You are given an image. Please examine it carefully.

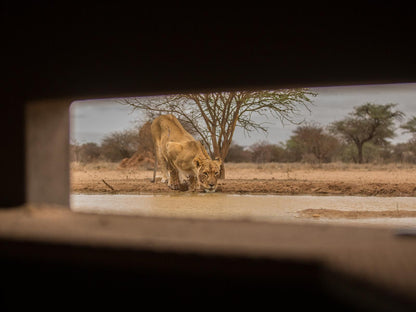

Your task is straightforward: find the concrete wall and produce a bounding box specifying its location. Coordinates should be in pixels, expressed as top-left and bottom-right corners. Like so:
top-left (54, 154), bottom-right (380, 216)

top-left (25, 100), bottom-right (71, 206)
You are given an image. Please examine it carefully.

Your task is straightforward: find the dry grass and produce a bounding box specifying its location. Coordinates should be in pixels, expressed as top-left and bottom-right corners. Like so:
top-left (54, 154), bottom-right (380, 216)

top-left (223, 162), bottom-right (416, 184)
top-left (225, 162), bottom-right (416, 171)
top-left (71, 161), bottom-right (416, 172)
top-left (71, 161), bottom-right (122, 171)
top-left (71, 161), bottom-right (153, 183)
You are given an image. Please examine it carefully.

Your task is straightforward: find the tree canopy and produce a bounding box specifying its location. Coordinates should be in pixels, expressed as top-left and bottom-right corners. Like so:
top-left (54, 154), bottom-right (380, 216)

top-left (401, 116), bottom-right (416, 136)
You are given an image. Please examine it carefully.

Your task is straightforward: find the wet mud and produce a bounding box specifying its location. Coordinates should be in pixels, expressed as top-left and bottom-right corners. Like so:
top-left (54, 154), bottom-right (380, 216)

top-left (72, 178), bottom-right (416, 197)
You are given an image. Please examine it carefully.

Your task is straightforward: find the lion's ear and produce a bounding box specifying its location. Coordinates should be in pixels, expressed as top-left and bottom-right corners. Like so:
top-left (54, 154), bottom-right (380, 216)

top-left (193, 157), bottom-right (202, 168)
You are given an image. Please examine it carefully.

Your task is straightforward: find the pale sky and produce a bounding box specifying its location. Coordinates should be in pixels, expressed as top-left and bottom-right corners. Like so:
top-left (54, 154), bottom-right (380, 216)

top-left (70, 83), bottom-right (416, 146)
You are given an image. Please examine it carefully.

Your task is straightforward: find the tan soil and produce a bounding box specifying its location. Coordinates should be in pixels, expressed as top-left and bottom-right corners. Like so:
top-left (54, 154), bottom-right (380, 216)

top-left (71, 162), bottom-right (416, 197)
top-left (299, 208), bottom-right (416, 219)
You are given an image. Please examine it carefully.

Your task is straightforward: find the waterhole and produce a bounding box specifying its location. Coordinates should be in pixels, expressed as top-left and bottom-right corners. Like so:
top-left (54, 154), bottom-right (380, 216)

top-left (71, 194), bottom-right (416, 228)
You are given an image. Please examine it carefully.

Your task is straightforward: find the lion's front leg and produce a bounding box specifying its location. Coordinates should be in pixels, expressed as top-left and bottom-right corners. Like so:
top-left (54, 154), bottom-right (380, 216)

top-left (168, 167), bottom-right (181, 190)
top-left (188, 174), bottom-right (200, 192)
top-left (159, 156), bottom-right (170, 183)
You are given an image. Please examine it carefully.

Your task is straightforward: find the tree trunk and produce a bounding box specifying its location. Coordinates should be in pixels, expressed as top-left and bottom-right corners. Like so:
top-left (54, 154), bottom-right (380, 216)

top-left (214, 150), bottom-right (226, 179)
top-left (218, 142), bottom-right (231, 179)
top-left (220, 162), bottom-right (225, 179)
top-left (357, 143), bottom-right (364, 164)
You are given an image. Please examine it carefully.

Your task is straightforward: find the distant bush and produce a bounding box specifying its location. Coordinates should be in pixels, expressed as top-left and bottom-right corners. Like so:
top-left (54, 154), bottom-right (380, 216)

top-left (225, 143), bottom-right (252, 163)
top-left (100, 129), bottom-right (140, 162)
top-left (71, 117), bottom-right (416, 165)
top-left (70, 142), bottom-right (101, 163)
top-left (250, 141), bottom-right (286, 163)
top-left (286, 123), bottom-right (340, 163)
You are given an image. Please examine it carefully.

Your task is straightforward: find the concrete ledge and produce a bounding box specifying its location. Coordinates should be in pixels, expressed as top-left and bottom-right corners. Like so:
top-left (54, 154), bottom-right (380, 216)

top-left (0, 205), bottom-right (415, 310)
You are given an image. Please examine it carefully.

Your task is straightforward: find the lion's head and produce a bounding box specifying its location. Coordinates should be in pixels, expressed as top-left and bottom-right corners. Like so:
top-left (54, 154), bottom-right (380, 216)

top-left (195, 157), bottom-right (222, 193)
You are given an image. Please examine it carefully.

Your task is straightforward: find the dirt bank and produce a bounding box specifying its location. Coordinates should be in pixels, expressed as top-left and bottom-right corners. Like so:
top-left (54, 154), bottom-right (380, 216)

top-left (299, 208), bottom-right (416, 219)
top-left (71, 162), bottom-right (416, 197)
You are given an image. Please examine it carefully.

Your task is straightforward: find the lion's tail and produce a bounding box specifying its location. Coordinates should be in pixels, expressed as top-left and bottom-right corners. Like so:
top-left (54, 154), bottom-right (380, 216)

top-left (152, 146), bottom-right (158, 183)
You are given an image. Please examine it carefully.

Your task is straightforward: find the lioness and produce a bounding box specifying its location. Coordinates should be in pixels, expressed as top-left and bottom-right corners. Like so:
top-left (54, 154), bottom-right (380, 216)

top-left (151, 114), bottom-right (222, 192)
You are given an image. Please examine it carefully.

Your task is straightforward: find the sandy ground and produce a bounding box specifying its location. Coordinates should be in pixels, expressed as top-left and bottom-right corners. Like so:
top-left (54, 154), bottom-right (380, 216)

top-left (71, 162), bottom-right (416, 197)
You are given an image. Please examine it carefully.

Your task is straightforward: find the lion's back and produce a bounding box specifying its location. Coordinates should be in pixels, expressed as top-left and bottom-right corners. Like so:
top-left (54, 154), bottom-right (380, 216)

top-left (151, 114), bottom-right (194, 144)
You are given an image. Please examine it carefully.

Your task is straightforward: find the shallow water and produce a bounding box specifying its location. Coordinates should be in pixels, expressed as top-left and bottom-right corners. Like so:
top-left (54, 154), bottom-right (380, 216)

top-left (71, 194), bottom-right (416, 229)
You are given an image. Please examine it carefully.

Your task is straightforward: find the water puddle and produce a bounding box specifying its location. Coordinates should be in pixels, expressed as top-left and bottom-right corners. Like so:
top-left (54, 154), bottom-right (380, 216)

top-left (71, 194), bottom-right (416, 228)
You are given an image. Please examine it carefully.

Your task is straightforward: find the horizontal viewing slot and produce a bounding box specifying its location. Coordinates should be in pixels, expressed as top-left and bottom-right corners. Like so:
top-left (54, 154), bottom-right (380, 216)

top-left (70, 83), bottom-right (416, 228)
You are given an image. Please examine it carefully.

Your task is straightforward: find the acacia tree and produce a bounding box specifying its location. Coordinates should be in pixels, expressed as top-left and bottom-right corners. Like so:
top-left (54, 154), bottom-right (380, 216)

top-left (329, 103), bottom-right (404, 164)
top-left (122, 89), bottom-right (316, 177)
top-left (401, 116), bottom-right (416, 137)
